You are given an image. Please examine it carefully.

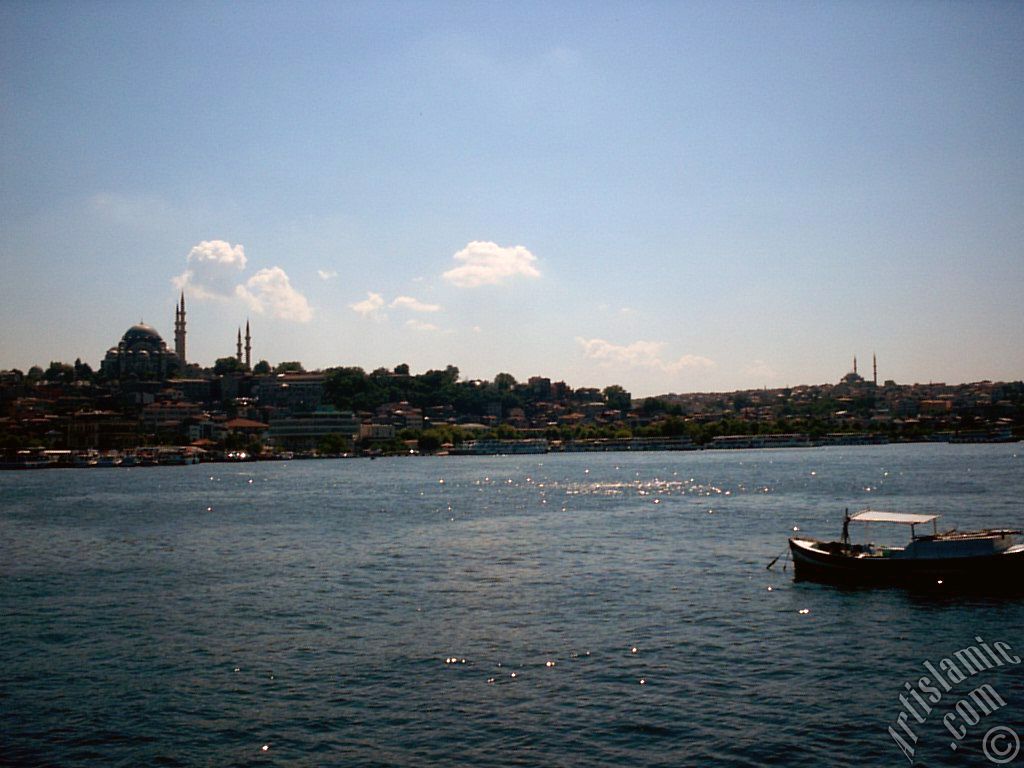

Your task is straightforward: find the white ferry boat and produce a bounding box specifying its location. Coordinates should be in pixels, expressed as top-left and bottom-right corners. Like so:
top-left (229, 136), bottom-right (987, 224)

top-left (449, 439), bottom-right (549, 455)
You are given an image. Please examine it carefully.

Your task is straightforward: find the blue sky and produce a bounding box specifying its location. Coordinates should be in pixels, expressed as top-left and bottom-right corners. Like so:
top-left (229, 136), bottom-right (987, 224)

top-left (2, 1), bottom-right (1022, 396)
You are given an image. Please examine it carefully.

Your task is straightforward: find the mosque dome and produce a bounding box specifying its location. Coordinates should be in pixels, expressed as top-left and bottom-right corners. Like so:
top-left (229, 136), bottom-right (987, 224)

top-left (100, 317), bottom-right (181, 380)
top-left (122, 323), bottom-right (164, 346)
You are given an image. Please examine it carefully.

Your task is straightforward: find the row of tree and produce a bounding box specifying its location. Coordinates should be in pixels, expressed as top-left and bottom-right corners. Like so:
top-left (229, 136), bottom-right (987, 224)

top-left (321, 365), bottom-right (631, 417)
top-left (7, 358), bottom-right (313, 382)
top-left (7, 360), bottom-right (96, 383)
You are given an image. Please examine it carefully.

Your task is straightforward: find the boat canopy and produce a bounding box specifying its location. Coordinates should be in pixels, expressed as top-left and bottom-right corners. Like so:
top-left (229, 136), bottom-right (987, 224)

top-left (850, 510), bottom-right (939, 525)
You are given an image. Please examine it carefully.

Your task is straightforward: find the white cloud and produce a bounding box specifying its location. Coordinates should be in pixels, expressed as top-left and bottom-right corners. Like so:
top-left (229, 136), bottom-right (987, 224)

top-left (672, 354), bottom-right (717, 371)
top-left (351, 291), bottom-right (386, 320)
top-left (191, 239), bottom-right (246, 267)
top-left (390, 295), bottom-right (442, 313)
top-left (173, 240), bottom-right (248, 299)
top-left (318, 269), bottom-right (338, 280)
top-left (577, 338), bottom-right (715, 373)
top-left (171, 240), bottom-right (312, 322)
top-left (442, 241), bottom-right (541, 288)
top-left (405, 319), bottom-right (440, 332)
top-left (350, 292), bottom-right (443, 321)
top-left (236, 267), bottom-right (313, 323)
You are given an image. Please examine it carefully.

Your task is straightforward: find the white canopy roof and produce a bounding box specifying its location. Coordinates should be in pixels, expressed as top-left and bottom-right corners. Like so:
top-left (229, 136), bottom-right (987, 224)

top-left (850, 509), bottom-right (939, 525)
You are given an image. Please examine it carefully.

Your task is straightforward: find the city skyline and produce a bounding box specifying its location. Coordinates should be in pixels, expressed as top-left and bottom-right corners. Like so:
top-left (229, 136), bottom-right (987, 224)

top-left (2, 2), bottom-right (1022, 397)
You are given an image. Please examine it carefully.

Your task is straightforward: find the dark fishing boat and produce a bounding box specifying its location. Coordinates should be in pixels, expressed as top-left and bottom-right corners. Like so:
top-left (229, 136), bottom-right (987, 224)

top-left (788, 509), bottom-right (1024, 588)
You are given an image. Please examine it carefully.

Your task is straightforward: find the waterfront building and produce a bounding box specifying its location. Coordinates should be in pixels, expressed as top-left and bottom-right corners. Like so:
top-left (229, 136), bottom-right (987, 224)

top-left (256, 372), bottom-right (325, 413)
top-left (375, 401), bottom-right (424, 431)
top-left (267, 407), bottom-right (360, 451)
top-left (140, 401), bottom-right (204, 432)
top-left (223, 417), bottom-right (269, 441)
top-left (66, 410), bottom-right (139, 450)
top-left (168, 378), bottom-right (214, 403)
top-left (360, 420), bottom-right (397, 442)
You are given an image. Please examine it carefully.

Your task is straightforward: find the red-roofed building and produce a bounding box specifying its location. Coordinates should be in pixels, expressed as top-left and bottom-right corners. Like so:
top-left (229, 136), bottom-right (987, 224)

top-left (224, 417), bottom-right (269, 439)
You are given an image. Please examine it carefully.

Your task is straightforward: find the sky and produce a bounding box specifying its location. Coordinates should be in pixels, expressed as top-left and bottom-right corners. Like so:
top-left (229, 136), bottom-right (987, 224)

top-left (1, 1), bottom-right (1022, 397)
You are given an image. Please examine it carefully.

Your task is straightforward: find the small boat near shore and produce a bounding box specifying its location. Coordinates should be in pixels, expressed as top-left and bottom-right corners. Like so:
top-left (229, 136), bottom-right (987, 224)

top-left (0, 449), bottom-right (49, 470)
top-left (449, 438), bottom-right (549, 456)
top-left (788, 509), bottom-right (1024, 588)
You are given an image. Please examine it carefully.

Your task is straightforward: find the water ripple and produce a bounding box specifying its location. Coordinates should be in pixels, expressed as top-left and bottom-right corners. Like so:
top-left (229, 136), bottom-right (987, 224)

top-left (2, 445), bottom-right (1022, 766)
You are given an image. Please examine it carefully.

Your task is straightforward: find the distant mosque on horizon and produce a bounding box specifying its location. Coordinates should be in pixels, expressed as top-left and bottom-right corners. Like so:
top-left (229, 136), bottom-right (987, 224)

top-left (99, 292), bottom-right (251, 379)
top-left (840, 354), bottom-right (879, 387)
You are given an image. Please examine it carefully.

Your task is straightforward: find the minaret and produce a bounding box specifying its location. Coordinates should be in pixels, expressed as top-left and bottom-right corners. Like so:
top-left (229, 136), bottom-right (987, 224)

top-left (873, 353), bottom-right (878, 386)
top-left (174, 292), bottom-right (186, 364)
top-left (236, 328), bottom-right (243, 363)
top-left (244, 320), bottom-right (252, 370)
top-left (853, 355), bottom-right (858, 376)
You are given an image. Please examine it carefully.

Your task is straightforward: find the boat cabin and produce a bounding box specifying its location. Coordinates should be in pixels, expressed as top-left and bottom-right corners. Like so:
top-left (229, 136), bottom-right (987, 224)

top-left (846, 509), bottom-right (1018, 559)
top-left (848, 509), bottom-right (939, 538)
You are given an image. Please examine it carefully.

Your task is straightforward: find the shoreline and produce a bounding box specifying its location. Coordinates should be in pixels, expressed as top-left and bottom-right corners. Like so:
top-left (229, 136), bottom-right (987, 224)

top-left (3, 436), bottom-right (1020, 470)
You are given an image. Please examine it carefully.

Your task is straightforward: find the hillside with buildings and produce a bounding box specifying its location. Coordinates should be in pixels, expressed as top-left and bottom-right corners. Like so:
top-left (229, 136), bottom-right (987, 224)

top-left (2, 330), bottom-right (1021, 459)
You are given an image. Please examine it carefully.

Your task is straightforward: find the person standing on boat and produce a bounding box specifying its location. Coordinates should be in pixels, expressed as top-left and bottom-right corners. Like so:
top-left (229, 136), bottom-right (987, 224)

top-left (842, 509), bottom-right (851, 550)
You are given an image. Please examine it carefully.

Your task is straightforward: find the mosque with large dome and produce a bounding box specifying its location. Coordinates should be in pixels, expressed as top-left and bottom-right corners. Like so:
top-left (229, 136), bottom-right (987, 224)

top-left (100, 322), bottom-right (182, 379)
top-left (100, 293), bottom-right (251, 380)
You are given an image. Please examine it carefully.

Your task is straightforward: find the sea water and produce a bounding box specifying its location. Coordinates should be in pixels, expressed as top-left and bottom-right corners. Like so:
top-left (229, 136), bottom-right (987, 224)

top-left (2, 444), bottom-right (1022, 766)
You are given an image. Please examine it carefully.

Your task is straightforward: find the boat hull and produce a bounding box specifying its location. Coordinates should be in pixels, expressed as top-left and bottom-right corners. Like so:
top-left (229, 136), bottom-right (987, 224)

top-left (789, 537), bottom-right (1024, 589)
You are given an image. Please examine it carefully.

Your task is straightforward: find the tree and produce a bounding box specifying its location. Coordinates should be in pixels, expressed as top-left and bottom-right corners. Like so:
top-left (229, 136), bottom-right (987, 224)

top-left (324, 367), bottom-right (378, 411)
top-left (394, 363), bottom-right (410, 376)
top-left (494, 372), bottom-right (517, 391)
top-left (214, 357), bottom-right (244, 375)
top-left (317, 433), bottom-right (350, 455)
top-left (417, 430), bottom-right (444, 454)
top-left (274, 361), bottom-right (305, 374)
top-left (491, 423), bottom-right (519, 439)
top-left (641, 398), bottom-right (666, 415)
top-left (1, 431), bottom-right (27, 450)
top-left (660, 416), bottom-right (689, 437)
top-left (253, 360), bottom-right (271, 375)
top-left (420, 365), bottom-right (459, 389)
top-left (74, 358), bottom-right (94, 381)
top-left (603, 385), bottom-right (632, 412)
top-left (44, 361), bottom-right (75, 383)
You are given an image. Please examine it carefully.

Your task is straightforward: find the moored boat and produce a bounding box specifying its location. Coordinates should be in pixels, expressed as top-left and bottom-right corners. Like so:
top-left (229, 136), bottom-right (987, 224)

top-left (788, 509), bottom-right (1024, 588)
top-left (0, 449), bottom-right (50, 470)
top-left (449, 438), bottom-right (549, 455)
top-left (95, 452), bottom-right (122, 468)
